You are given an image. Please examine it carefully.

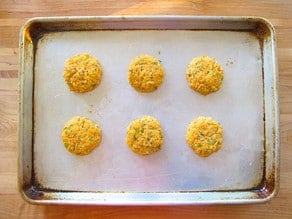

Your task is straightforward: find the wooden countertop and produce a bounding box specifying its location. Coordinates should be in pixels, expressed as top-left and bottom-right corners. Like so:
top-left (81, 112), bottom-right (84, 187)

top-left (0, 0), bottom-right (291, 218)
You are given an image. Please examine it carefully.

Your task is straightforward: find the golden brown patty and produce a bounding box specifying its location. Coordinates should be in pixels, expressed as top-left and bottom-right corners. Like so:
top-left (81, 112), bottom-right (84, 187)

top-left (61, 116), bottom-right (102, 156)
top-left (186, 56), bottom-right (224, 95)
top-left (128, 54), bottom-right (165, 92)
top-left (186, 116), bottom-right (223, 157)
top-left (63, 53), bottom-right (103, 93)
top-left (126, 116), bottom-right (163, 156)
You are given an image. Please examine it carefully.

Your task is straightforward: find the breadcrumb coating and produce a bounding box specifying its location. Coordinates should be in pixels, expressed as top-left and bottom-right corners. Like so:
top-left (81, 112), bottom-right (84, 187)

top-left (186, 116), bottom-right (223, 157)
top-left (126, 116), bottom-right (163, 156)
top-left (61, 116), bottom-right (102, 156)
top-left (63, 53), bottom-right (102, 93)
top-left (128, 54), bottom-right (165, 92)
top-left (186, 56), bottom-right (224, 95)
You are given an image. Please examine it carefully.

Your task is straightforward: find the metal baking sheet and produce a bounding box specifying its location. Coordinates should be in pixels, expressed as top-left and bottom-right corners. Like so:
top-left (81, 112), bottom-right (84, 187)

top-left (18, 16), bottom-right (279, 205)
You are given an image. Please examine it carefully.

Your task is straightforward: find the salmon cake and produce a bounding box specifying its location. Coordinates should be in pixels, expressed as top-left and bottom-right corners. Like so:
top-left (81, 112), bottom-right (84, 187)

top-left (61, 116), bottom-right (102, 156)
top-left (128, 54), bottom-right (165, 92)
top-left (186, 116), bottom-right (223, 157)
top-left (63, 53), bottom-right (103, 93)
top-left (186, 56), bottom-right (224, 95)
top-left (126, 116), bottom-right (163, 156)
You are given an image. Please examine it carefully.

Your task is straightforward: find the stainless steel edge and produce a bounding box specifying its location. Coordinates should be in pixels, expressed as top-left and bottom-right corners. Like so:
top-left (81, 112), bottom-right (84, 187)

top-left (18, 18), bottom-right (35, 203)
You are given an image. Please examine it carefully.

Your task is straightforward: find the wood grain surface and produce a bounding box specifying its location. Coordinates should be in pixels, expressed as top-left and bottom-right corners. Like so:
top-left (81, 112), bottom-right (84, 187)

top-left (0, 0), bottom-right (291, 218)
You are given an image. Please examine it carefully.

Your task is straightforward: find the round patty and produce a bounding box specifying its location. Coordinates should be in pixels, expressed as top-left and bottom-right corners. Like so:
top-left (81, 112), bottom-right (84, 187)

top-left (126, 116), bottom-right (163, 156)
top-left (61, 116), bottom-right (102, 156)
top-left (186, 116), bottom-right (223, 157)
top-left (128, 54), bottom-right (165, 92)
top-left (63, 53), bottom-right (103, 93)
top-left (186, 56), bottom-right (224, 95)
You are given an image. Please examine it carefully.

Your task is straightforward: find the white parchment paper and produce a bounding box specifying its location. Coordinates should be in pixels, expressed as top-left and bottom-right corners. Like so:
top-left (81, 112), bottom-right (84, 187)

top-left (34, 30), bottom-right (264, 192)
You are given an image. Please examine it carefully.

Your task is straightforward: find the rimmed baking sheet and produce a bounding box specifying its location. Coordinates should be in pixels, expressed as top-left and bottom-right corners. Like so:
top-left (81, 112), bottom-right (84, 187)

top-left (18, 16), bottom-right (279, 205)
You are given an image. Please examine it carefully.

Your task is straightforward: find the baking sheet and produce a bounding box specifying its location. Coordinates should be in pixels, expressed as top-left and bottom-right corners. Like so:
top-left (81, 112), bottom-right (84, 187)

top-left (19, 16), bottom-right (280, 204)
top-left (33, 30), bottom-right (264, 192)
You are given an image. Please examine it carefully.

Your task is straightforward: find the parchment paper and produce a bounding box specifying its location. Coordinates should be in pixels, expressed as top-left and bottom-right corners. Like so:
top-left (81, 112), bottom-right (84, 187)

top-left (34, 30), bottom-right (264, 192)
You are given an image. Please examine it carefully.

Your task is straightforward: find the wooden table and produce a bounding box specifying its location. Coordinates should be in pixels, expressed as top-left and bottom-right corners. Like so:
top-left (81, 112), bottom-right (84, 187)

top-left (0, 0), bottom-right (291, 218)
